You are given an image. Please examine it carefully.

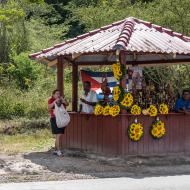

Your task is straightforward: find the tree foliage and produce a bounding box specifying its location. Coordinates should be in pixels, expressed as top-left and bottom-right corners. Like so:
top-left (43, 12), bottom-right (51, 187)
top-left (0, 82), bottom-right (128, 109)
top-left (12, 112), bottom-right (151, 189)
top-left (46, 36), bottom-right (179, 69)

top-left (0, 0), bottom-right (190, 118)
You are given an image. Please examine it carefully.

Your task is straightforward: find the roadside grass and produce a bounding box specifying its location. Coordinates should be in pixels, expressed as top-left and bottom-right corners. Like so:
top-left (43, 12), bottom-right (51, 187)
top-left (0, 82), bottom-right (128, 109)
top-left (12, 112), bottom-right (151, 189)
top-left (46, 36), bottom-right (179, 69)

top-left (0, 119), bottom-right (54, 154)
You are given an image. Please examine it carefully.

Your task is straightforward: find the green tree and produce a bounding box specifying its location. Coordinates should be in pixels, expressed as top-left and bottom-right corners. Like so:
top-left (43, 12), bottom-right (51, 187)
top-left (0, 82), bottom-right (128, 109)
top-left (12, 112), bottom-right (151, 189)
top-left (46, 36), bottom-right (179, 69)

top-left (6, 53), bottom-right (42, 89)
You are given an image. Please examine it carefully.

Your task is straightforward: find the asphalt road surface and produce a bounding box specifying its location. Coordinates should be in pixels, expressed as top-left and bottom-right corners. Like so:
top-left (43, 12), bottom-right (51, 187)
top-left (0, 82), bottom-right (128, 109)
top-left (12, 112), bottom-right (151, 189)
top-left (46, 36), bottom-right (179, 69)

top-left (1, 175), bottom-right (190, 190)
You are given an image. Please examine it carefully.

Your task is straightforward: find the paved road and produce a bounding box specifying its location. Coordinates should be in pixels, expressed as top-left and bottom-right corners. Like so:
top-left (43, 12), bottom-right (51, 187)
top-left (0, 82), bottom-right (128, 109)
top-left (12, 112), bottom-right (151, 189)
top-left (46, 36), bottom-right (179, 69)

top-left (1, 175), bottom-right (190, 190)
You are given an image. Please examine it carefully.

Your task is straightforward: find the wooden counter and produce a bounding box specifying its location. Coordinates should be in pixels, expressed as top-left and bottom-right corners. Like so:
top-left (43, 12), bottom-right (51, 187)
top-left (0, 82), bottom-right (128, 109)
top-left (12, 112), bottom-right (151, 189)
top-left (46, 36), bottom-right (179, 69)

top-left (61, 113), bottom-right (190, 156)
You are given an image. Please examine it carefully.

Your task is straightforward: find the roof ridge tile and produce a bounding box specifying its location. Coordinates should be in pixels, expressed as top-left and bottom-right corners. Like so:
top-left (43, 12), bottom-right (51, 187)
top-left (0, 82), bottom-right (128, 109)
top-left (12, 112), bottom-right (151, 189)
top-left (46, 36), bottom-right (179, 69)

top-left (114, 17), bottom-right (135, 50)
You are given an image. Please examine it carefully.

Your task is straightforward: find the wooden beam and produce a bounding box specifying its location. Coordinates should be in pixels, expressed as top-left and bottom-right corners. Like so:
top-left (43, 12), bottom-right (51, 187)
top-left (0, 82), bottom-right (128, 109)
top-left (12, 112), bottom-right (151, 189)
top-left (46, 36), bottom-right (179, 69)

top-left (72, 52), bottom-right (82, 60)
top-left (127, 59), bottom-right (190, 65)
top-left (72, 62), bottom-right (78, 112)
top-left (75, 58), bottom-right (190, 66)
top-left (76, 61), bottom-right (115, 65)
top-left (48, 59), bottom-right (57, 67)
top-left (57, 56), bottom-right (64, 96)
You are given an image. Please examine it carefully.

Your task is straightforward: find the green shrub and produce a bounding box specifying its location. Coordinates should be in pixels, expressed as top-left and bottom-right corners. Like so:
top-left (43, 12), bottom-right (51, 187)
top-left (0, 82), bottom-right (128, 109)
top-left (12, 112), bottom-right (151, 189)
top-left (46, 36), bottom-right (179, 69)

top-left (26, 105), bottom-right (48, 119)
top-left (12, 103), bottom-right (25, 117)
top-left (0, 96), bottom-right (14, 119)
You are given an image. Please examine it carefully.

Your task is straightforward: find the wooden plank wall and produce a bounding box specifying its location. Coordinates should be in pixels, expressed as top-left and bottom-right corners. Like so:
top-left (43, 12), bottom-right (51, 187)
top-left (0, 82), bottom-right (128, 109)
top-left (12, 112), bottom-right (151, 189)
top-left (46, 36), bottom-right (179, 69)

top-left (61, 113), bottom-right (190, 156)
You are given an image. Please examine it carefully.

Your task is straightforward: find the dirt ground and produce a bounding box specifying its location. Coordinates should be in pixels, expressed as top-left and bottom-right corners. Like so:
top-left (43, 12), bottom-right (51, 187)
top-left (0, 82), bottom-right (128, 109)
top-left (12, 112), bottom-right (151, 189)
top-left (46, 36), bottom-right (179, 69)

top-left (1, 149), bottom-right (190, 183)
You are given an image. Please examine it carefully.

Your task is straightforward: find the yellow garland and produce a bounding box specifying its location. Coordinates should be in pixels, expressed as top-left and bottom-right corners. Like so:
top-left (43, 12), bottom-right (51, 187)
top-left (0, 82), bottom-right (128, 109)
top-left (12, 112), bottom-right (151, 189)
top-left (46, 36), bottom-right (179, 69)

top-left (147, 105), bottom-right (158, 117)
top-left (113, 86), bottom-right (121, 101)
top-left (159, 103), bottom-right (169, 114)
top-left (109, 105), bottom-right (120, 117)
top-left (103, 105), bottom-right (110, 116)
top-left (121, 93), bottom-right (133, 107)
top-left (128, 122), bottom-right (143, 141)
top-left (94, 104), bottom-right (104, 115)
top-left (131, 105), bottom-right (141, 115)
top-left (112, 63), bottom-right (122, 81)
top-left (151, 120), bottom-right (165, 138)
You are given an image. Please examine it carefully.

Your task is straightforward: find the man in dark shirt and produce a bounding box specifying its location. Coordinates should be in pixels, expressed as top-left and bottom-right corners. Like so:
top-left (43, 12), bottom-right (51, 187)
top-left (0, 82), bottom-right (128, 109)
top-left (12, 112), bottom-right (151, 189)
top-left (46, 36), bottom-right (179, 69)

top-left (175, 89), bottom-right (190, 114)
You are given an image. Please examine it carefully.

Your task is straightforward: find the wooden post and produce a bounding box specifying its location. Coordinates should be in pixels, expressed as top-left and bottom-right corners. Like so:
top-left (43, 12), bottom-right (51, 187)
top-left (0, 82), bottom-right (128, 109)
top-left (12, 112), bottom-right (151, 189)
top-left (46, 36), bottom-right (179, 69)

top-left (57, 55), bottom-right (64, 96)
top-left (119, 50), bottom-right (126, 89)
top-left (119, 50), bottom-right (127, 114)
top-left (72, 62), bottom-right (78, 112)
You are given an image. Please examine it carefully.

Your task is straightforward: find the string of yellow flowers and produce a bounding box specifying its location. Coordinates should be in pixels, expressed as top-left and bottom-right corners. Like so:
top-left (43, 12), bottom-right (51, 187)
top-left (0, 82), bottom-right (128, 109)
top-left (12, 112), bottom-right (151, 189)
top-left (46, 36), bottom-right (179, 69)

top-left (131, 104), bottom-right (141, 115)
top-left (94, 104), bottom-right (120, 117)
top-left (128, 122), bottom-right (144, 141)
top-left (102, 105), bottom-right (110, 116)
top-left (112, 86), bottom-right (121, 101)
top-left (159, 103), bottom-right (169, 114)
top-left (109, 105), bottom-right (120, 117)
top-left (112, 63), bottom-right (122, 81)
top-left (120, 93), bottom-right (133, 107)
top-left (94, 104), bottom-right (104, 116)
top-left (147, 105), bottom-right (158, 117)
top-left (151, 120), bottom-right (166, 139)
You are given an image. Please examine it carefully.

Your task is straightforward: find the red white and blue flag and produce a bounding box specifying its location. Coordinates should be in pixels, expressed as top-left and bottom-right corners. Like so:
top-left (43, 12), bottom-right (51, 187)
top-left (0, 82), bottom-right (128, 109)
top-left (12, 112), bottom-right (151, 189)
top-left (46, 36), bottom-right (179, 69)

top-left (80, 70), bottom-right (117, 94)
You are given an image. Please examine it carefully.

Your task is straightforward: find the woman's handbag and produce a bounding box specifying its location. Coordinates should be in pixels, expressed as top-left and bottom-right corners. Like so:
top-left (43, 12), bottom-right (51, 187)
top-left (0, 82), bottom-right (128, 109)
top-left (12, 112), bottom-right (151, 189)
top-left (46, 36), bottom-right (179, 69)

top-left (54, 103), bottom-right (70, 128)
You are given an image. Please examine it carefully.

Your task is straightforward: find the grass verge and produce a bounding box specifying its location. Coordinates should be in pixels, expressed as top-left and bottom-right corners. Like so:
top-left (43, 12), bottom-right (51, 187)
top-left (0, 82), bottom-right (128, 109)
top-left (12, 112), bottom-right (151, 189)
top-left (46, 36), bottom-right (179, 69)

top-left (0, 118), bottom-right (54, 154)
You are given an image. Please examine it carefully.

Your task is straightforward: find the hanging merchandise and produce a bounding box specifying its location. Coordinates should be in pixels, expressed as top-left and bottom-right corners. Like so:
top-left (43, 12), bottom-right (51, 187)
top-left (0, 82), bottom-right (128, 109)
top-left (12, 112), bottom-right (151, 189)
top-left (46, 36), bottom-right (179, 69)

top-left (159, 103), bottom-right (169, 114)
top-left (131, 104), bottom-right (141, 115)
top-left (128, 118), bottom-right (144, 142)
top-left (147, 105), bottom-right (158, 117)
top-left (94, 104), bottom-right (104, 115)
top-left (151, 117), bottom-right (166, 139)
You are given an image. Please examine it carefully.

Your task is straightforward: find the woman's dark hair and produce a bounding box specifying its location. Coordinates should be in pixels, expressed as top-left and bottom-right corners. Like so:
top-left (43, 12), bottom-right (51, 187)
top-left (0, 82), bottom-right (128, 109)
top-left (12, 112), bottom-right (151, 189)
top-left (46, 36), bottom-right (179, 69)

top-left (52, 89), bottom-right (59, 95)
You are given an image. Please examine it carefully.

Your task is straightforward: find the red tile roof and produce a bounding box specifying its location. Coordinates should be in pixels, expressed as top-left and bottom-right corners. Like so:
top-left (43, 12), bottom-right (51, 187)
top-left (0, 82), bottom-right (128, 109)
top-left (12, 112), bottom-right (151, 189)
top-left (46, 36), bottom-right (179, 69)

top-left (29, 17), bottom-right (190, 60)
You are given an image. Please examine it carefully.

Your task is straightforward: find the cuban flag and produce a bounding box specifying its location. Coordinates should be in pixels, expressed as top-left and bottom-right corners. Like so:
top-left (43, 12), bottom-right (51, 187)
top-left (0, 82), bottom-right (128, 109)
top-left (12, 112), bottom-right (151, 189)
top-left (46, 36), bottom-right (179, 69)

top-left (80, 70), bottom-right (117, 95)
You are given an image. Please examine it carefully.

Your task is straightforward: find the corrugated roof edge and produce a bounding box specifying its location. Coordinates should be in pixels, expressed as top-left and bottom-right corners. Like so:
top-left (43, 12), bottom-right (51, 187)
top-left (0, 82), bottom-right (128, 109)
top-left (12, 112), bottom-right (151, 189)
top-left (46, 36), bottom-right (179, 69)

top-left (134, 18), bottom-right (190, 42)
top-left (29, 17), bottom-right (190, 59)
top-left (29, 19), bottom-right (126, 59)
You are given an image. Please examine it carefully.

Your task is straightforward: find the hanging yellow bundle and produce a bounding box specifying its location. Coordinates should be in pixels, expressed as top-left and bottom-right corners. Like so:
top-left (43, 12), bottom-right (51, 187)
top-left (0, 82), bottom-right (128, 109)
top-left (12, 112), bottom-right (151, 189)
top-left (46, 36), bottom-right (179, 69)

top-left (112, 63), bottom-right (122, 81)
top-left (151, 120), bottom-right (165, 138)
top-left (131, 105), bottom-right (141, 115)
top-left (102, 105), bottom-right (110, 116)
top-left (109, 105), bottom-right (120, 117)
top-left (94, 104), bottom-right (104, 115)
top-left (159, 103), bottom-right (169, 114)
top-left (112, 86), bottom-right (121, 101)
top-left (147, 105), bottom-right (158, 117)
top-left (120, 93), bottom-right (133, 107)
top-left (128, 122), bottom-right (144, 141)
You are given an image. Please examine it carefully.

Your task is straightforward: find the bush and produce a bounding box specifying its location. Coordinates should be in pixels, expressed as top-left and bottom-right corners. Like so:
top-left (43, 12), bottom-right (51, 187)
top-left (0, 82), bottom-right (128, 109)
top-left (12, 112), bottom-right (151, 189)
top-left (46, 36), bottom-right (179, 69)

top-left (0, 117), bottom-right (49, 135)
top-left (0, 96), bottom-right (14, 119)
top-left (26, 104), bottom-right (48, 119)
top-left (13, 103), bottom-right (25, 117)
top-left (0, 86), bottom-right (49, 119)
